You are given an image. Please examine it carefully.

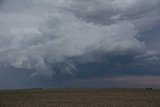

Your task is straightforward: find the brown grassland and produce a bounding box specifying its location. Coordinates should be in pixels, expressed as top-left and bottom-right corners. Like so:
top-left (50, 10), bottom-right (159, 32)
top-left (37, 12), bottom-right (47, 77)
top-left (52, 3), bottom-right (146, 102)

top-left (0, 89), bottom-right (160, 107)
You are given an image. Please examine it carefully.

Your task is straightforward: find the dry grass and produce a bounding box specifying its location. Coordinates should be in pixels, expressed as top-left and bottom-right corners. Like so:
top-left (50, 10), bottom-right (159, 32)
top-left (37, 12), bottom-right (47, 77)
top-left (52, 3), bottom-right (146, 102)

top-left (0, 89), bottom-right (160, 107)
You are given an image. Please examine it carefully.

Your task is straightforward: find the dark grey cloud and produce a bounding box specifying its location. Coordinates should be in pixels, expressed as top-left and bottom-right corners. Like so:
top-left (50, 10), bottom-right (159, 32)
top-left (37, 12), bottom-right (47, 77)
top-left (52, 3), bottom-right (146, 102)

top-left (0, 0), bottom-right (160, 88)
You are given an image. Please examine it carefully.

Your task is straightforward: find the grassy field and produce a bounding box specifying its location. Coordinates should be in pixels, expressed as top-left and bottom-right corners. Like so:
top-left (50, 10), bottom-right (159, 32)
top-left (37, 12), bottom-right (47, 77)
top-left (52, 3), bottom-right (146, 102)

top-left (0, 89), bottom-right (160, 107)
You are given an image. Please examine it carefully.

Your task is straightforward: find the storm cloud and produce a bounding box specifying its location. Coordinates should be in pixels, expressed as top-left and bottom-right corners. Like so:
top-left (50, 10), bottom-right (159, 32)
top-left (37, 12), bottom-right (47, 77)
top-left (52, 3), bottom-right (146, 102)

top-left (0, 0), bottom-right (160, 88)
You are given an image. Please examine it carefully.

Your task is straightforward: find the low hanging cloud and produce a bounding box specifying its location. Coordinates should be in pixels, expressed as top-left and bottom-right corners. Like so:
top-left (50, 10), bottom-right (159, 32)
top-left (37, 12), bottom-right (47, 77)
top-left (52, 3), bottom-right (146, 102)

top-left (0, 0), bottom-right (160, 78)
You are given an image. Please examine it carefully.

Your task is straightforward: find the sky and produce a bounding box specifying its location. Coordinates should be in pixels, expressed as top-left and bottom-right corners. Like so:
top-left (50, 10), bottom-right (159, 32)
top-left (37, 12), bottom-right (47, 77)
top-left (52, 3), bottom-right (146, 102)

top-left (0, 0), bottom-right (160, 89)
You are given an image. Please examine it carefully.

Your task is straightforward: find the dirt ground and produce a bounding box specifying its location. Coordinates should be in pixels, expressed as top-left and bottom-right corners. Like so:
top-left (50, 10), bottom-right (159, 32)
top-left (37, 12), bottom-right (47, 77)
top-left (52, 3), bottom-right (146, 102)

top-left (0, 89), bottom-right (160, 107)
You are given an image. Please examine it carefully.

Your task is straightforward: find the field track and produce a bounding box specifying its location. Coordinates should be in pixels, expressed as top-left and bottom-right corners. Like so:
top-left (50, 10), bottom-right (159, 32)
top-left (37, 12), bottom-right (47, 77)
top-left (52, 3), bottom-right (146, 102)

top-left (0, 89), bottom-right (160, 107)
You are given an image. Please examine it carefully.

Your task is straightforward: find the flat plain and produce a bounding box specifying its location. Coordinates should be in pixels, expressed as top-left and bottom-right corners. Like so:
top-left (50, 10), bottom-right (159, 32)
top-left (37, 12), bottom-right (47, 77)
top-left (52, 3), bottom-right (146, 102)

top-left (0, 89), bottom-right (160, 107)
